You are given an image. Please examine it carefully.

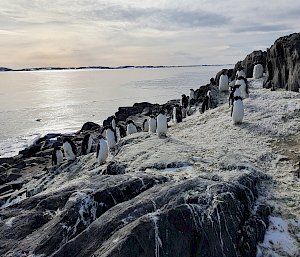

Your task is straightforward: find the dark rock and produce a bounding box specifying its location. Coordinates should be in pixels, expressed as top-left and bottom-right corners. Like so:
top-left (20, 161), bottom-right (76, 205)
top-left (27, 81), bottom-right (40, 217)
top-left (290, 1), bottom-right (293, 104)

top-left (0, 165), bottom-right (6, 173)
top-left (242, 50), bottom-right (267, 78)
top-left (19, 145), bottom-right (41, 158)
top-left (103, 161), bottom-right (127, 175)
top-left (266, 33), bottom-right (300, 91)
top-left (80, 122), bottom-right (101, 132)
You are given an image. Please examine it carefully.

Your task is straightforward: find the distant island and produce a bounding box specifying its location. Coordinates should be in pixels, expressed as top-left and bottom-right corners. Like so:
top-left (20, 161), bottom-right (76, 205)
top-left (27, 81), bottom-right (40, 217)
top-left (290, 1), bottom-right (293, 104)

top-left (0, 64), bottom-right (228, 72)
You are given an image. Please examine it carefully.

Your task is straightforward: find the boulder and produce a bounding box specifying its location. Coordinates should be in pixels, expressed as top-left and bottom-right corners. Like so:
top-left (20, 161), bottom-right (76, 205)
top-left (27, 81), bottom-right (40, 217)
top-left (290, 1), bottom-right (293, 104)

top-left (266, 33), bottom-right (300, 91)
top-left (81, 122), bottom-right (101, 132)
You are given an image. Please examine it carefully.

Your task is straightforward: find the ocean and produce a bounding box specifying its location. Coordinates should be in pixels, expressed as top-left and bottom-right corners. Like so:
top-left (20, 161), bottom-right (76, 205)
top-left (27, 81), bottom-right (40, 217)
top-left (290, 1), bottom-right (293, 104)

top-left (0, 66), bottom-right (227, 157)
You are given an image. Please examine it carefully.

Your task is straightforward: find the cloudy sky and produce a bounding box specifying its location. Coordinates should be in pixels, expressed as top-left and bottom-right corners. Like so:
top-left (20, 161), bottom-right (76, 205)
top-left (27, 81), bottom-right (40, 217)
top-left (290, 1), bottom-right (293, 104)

top-left (1, 0), bottom-right (299, 68)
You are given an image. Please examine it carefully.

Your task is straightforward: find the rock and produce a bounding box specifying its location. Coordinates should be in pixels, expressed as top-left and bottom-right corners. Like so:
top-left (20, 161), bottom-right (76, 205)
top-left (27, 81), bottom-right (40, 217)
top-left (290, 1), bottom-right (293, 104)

top-left (266, 33), bottom-right (300, 92)
top-left (0, 165), bottom-right (6, 173)
top-left (80, 122), bottom-right (101, 132)
top-left (19, 145), bottom-right (41, 158)
top-left (103, 161), bottom-right (127, 175)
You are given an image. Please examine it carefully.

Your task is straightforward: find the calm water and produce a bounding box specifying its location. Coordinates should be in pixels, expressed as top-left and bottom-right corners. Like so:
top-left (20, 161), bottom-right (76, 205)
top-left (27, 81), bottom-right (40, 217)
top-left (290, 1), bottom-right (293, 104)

top-left (0, 66), bottom-right (226, 157)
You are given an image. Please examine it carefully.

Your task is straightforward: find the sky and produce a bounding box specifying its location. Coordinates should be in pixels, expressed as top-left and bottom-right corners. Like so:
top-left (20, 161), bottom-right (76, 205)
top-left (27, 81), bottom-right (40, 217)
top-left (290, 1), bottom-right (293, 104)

top-left (0, 0), bottom-right (300, 68)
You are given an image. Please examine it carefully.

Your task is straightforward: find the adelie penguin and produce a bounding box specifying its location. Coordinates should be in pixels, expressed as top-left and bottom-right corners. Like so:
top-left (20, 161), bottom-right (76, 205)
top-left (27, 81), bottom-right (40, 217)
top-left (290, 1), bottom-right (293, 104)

top-left (235, 76), bottom-right (248, 99)
top-left (232, 87), bottom-right (244, 125)
top-left (141, 119), bottom-right (148, 132)
top-left (126, 120), bottom-right (138, 135)
top-left (219, 71), bottom-right (229, 92)
top-left (96, 135), bottom-right (109, 164)
top-left (156, 110), bottom-right (168, 138)
top-left (105, 126), bottom-right (118, 150)
top-left (111, 116), bottom-right (117, 130)
top-left (81, 134), bottom-right (93, 155)
top-left (62, 138), bottom-right (77, 161)
top-left (148, 115), bottom-right (157, 133)
top-left (236, 67), bottom-right (246, 79)
top-left (173, 105), bottom-right (182, 123)
top-left (52, 146), bottom-right (63, 166)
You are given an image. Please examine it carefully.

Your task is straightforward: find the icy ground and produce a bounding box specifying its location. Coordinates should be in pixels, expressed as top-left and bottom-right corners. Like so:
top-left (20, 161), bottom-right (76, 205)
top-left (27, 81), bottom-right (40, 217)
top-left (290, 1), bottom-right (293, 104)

top-left (2, 77), bottom-right (299, 256)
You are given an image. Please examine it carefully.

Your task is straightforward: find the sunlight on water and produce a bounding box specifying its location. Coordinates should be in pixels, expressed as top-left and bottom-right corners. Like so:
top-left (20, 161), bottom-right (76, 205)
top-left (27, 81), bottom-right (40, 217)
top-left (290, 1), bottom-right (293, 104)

top-left (0, 66), bottom-right (227, 157)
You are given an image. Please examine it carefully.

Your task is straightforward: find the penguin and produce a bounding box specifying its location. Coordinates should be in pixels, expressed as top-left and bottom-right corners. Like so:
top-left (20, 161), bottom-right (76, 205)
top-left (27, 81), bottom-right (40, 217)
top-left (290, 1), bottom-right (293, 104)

top-left (236, 67), bottom-right (246, 79)
top-left (182, 107), bottom-right (187, 119)
top-left (190, 89), bottom-right (195, 100)
top-left (118, 124), bottom-right (127, 138)
top-left (201, 96), bottom-right (209, 114)
top-left (181, 94), bottom-right (189, 109)
top-left (235, 76), bottom-right (248, 99)
top-left (232, 88), bottom-right (244, 124)
top-left (173, 105), bottom-right (182, 123)
top-left (219, 71), bottom-right (229, 92)
top-left (105, 126), bottom-right (118, 150)
top-left (229, 84), bottom-right (241, 115)
top-left (156, 110), bottom-right (168, 138)
top-left (111, 116), bottom-right (117, 130)
top-left (143, 119), bottom-right (149, 132)
top-left (253, 63), bottom-right (264, 79)
top-left (206, 90), bottom-right (213, 108)
top-left (149, 115), bottom-right (157, 133)
top-left (52, 146), bottom-right (63, 166)
top-left (126, 120), bottom-right (138, 135)
top-left (81, 134), bottom-right (93, 155)
top-left (62, 138), bottom-right (77, 161)
top-left (116, 126), bottom-right (121, 142)
top-left (96, 135), bottom-right (109, 164)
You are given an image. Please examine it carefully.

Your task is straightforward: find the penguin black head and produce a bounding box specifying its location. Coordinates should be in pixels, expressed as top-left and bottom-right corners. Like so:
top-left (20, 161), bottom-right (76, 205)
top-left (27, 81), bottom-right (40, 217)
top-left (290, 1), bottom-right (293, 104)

top-left (97, 134), bottom-right (105, 140)
top-left (126, 120), bottom-right (134, 125)
top-left (63, 137), bottom-right (72, 144)
top-left (150, 114), bottom-right (155, 119)
top-left (54, 146), bottom-right (61, 151)
top-left (181, 94), bottom-right (186, 98)
top-left (159, 109), bottom-right (166, 115)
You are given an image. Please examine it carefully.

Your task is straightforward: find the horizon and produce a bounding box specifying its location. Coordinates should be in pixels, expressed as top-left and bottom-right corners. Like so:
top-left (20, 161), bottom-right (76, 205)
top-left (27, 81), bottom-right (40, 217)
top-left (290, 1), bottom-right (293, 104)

top-left (1, 0), bottom-right (300, 69)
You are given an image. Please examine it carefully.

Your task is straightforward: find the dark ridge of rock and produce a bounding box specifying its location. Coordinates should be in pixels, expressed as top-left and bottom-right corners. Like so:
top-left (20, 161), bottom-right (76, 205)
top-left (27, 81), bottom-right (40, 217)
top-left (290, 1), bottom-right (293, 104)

top-left (0, 174), bottom-right (167, 256)
top-left (215, 68), bottom-right (233, 87)
top-left (80, 122), bottom-right (101, 132)
top-left (29, 171), bottom-right (268, 257)
top-left (242, 50), bottom-right (267, 78)
top-left (266, 33), bottom-right (300, 91)
top-left (231, 61), bottom-right (242, 81)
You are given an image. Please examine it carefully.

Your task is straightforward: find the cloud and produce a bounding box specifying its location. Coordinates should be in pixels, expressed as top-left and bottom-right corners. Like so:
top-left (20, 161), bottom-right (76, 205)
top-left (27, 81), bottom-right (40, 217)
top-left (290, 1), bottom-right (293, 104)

top-left (232, 24), bottom-right (291, 33)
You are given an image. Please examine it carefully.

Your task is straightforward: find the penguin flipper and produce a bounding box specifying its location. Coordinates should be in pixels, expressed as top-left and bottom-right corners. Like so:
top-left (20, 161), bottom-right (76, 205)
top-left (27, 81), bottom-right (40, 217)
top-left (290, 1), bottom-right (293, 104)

top-left (96, 143), bottom-right (100, 159)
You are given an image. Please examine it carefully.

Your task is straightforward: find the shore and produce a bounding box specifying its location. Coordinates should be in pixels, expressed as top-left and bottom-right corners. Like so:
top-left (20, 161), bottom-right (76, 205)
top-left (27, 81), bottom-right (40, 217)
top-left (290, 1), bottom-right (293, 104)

top-left (1, 32), bottom-right (300, 257)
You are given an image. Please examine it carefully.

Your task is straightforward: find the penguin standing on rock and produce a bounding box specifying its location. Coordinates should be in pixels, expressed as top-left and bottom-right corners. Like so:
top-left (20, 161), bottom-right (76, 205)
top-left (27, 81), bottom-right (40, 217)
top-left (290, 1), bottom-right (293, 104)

top-left (236, 67), bottom-right (246, 79)
top-left (126, 120), bottom-right (138, 135)
top-left (96, 135), bottom-right (108, 164)
top-left (190, 89), bottom-right (195, 101)
top-left (62, 138), bottom-right (77, 161)
top-left (111, 116), bottom-right (117, 130)
top-left (105, 126), bottom-right (118, 150)
top-left (235, 76), bottom-right (248, 99)
top-left (219, 71), bottom-right (229, 92)
top-left (173, 105), bottom-right (182, 123)
top-left (156, 110), bottom-right (168, 138)
top-left (52, 146), bottom-right (63, 166)
top-left (232, 87), bottom-right (244, 124)
top-left (149, 115), bottom-right (157, 133)
top-left (143, 119), bottom-right (149, 132)
top-left (181, 94), bottom-right (189, 109)
top-left (81, 134), bottom-right (93, 155)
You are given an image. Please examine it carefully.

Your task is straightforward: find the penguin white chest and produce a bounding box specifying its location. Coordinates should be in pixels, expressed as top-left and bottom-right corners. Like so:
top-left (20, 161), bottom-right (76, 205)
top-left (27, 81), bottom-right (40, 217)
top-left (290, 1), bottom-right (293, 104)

top-left (232, 100), bottom-right (244, 124)
top-left (111, 119), bottom-right (116, 130)
top-left (219, 74), bottom-right (229, 92)
top-left (156, 114), bottom-right (167, 137)
top-left (149, 118), bottom-right (156, 133)
top-left (106, 129), bottom-right (116, 149)
top-left (253, 64), bottom-right (263, 79)
top-left (143, 121), bottom-right (149, 132)
top-left (97, 139), bottom-right (109, 164)
top-left (87, 136), bottom-right (93, 153)
top-left (56, 150), bottom-right (64, 165)
top-left (63, 142), bottom-right (76, 161)
top-left (127, 124), bottom-right (137, 135)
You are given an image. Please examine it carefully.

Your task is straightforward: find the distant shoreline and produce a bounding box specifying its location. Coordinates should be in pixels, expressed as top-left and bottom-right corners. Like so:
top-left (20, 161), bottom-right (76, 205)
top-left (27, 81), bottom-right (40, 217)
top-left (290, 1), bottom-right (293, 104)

top-left (0, 64), bottom-right (232, 72)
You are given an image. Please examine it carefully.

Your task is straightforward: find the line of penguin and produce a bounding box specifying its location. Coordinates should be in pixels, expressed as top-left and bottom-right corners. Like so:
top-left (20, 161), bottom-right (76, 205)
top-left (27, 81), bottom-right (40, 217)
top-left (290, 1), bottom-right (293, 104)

top-left (52, 110), bottom-right (170, 168)
top-left (52, 63), bottom-right (263, 168)
top-left (220, 64), bottom-right (262, 125)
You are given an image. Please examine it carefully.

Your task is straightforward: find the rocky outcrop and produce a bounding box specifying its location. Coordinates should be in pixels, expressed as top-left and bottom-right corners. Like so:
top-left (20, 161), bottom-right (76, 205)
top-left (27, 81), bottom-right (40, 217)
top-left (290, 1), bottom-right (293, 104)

top-left (266, 33), bottom-right (300, 91)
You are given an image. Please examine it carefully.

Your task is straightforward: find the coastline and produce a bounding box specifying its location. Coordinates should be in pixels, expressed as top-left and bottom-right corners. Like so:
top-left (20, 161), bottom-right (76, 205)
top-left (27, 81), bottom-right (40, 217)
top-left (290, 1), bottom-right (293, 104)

top-left (0, 33), bottom-right (299, 257)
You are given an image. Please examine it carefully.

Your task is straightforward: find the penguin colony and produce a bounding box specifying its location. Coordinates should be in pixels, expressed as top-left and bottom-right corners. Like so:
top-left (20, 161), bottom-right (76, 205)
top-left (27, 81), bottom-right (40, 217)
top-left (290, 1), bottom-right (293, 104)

top-left (52, 64), bottom-right (261, 167)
